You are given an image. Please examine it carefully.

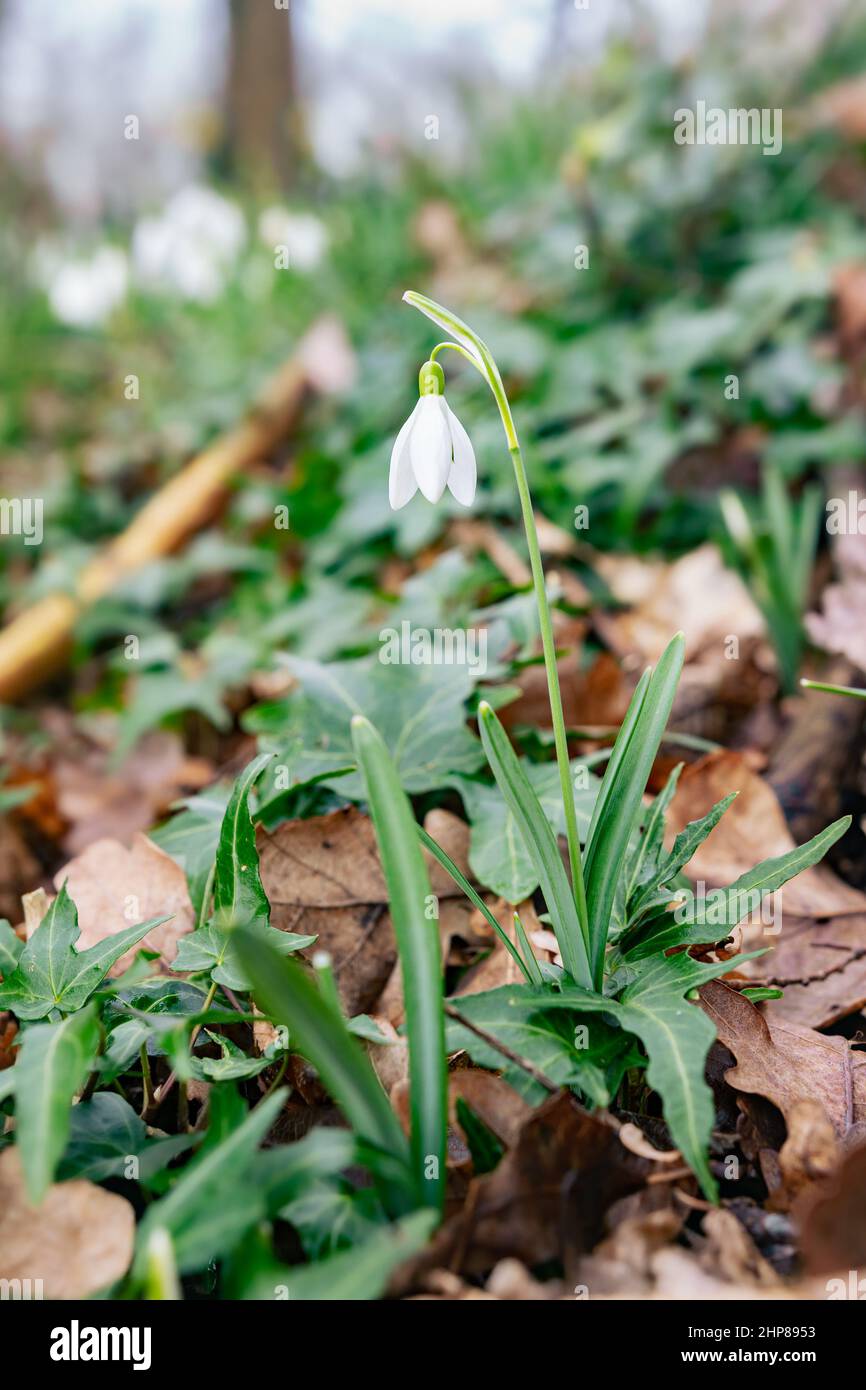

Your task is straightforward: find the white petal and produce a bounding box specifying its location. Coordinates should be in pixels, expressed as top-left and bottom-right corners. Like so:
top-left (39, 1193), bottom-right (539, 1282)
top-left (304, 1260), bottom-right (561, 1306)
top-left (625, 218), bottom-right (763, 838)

top-left (444, 403), bottom-right (477, 507)
top-left (388, 400), bottom-right (420, 509)
top-left (409, 396), bottom-right (450, 502)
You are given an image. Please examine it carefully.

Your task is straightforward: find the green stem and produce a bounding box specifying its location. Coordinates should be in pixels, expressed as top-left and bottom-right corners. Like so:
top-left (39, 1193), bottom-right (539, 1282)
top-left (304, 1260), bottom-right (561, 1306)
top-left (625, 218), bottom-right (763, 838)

top-left (409, 294), bottom-right (590, 961)
top-left (507, 443), bottom-right (590, 961)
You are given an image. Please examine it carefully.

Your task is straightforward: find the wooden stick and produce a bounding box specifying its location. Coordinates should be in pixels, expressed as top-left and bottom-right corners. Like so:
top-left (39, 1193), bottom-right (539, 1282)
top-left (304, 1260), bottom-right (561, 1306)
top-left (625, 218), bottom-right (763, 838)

top-left (0, 322), bottom-right (348, 702)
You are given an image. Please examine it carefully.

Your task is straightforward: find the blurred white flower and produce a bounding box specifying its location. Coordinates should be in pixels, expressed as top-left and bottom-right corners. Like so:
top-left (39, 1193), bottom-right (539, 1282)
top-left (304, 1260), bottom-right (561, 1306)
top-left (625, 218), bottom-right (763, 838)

top-left (132, 184), bottom-right (246, 303)
top-left (258, 207), bottom-right (328, 272)
top-left (389, 363), bottom-right (476, 509)
top-left (33, 241), bottom-right (128, 328)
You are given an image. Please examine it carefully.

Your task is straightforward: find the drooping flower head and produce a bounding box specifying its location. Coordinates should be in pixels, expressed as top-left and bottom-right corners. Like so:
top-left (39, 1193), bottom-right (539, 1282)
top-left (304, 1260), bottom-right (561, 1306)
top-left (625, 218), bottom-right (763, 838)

top-left (388, 359), bottom-right (476, 510)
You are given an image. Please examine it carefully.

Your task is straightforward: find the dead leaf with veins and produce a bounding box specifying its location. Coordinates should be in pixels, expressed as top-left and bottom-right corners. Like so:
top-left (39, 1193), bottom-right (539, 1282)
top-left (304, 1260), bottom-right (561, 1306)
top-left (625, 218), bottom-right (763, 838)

top-left (669, 751), bottom-right (866, 1027)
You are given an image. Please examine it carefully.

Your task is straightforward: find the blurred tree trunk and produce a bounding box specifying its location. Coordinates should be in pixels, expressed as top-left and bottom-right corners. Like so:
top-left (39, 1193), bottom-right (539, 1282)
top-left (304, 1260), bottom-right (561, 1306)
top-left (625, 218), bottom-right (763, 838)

top-left (221, 0), bottom-right (305, 192)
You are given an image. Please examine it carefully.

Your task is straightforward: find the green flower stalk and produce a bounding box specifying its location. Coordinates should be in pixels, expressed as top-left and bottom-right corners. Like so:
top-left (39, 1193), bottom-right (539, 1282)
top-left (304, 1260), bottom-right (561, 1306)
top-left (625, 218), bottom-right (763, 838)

top-left (395, 291), bottom-right (591, 967)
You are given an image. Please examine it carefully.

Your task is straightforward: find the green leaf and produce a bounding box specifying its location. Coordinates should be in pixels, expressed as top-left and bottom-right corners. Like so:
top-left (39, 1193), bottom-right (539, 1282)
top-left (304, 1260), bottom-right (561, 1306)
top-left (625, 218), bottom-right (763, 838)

top-left (478, 702), bottom-right (593, 989)
top-left (417, 825), bottom-right (532, 981)
top-left (531, 950), bottom-right (764, 1200)
top-left (59, 1092), bottom-right (193, 1185)
top-left (444, 983), bottom-right (637, 1106)
top-left (0, 884), bottom-right (169, 1020)
top-left (672, 814), bottom-right (852, 933)
top-left (213, 752), bottom-right (273, 930)
top-left (15, 1006), bottom-right (100, 1203)
top-left (228, 1210), bottom-right (436, 1301)
top-left (173, 753), bottom-right (316, 989)
top-left (450, 758), bottom-right (600, 903)
top-left (584, 634), bottom-right (684, 983)
top-left (233, 928), bottom-right (415, 1217)
top-left (352, 714), bottom-right (447, 1213)
top-left (0, 919), bottom-right (23, 976)
top-left (150, 790), bottom-right (228, 920)
top-left (629, 792), bottom-right (737, 921)
top-left (173, 917), bottom-right (315, 992)
top-left (248, 653), bottom-right (485, 801)
top-left (134, 1087), bottom-right (286, 1277)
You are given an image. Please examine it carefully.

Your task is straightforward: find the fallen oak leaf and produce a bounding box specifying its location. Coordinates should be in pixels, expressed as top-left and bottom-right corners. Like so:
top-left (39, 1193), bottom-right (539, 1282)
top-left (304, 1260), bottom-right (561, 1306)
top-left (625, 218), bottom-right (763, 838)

top-left (699, 979), bottom-right (866, 1138)
top-left (389, 1093), bottom-right (649, 1291)
top-left (670, 751), bottom-right (866, 1027)
top-left (258, 805), bottom-right (467, 1016)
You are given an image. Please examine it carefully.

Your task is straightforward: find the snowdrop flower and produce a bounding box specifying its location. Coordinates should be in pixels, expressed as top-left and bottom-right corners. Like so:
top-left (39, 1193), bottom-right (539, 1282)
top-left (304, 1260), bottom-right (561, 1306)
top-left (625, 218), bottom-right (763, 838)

top-left (132, 184), bottom-right (246, 303)
top-left (389, 360), bottom-right (476, 509)
top-left (258, 207), bottom-right (328, 272)
top-left (34, 242), bottom-right (128, 328)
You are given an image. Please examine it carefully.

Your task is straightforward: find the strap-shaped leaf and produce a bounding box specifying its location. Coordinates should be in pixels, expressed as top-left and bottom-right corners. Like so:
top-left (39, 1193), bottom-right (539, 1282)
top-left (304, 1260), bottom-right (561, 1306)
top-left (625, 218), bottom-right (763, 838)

top-left (671, 813), bottom-right (851, 932)
top-left (233, 928), bottom-right (414, 1217)
top-left (352, 714), bottom-right (447, 1212)
top-left (134, 1087), bottom-right (286, 1278)
top-left (584, 634), bottom-right (684, 983)
top-left (478, 702), bottom-right (593, 989)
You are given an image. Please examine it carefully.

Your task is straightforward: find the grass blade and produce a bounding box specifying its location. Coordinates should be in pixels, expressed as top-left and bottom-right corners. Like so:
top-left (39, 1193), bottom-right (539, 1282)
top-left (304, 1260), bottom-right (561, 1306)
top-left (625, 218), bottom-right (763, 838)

top-left (417, 824), bottom-right (533, 982)
top-left (352, 714), bottom-right (447, 1212)
top-left (477, 701), bottom-right (593, 988)
top-left (233, 929), bottom-right (414, 1216)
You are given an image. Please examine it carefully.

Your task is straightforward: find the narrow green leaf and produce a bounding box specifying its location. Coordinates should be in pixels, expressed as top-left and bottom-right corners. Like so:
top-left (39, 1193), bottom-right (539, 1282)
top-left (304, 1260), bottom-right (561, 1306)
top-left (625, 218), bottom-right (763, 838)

top-left (477, 702), bottom-right (593, 989)
top-left (229, 1209), bottom-right (436, 1301)
top-left (584, 634), bottom-right (685, 984)
top-left (15, 1006), bottom-right (99, 1203)
top-left (134, 1087), bottom-right (285, 1277)
top-left (417, 824), bottom-right (532, 982)
top-left (233, 929), bottom-right (414, 1216)
top-left (629, 792), bottom-right (737, 921)
top-left (352, 714), bottom-right (446, 1212)
top-left (674, 814), bottom-right (852, 931)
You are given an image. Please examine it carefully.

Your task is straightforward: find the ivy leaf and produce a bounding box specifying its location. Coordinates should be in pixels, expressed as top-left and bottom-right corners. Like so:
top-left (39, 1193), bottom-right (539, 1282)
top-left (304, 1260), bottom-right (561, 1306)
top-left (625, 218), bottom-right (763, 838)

top-left (247, 653), bottom-right (485, 801)
top-left (173, 754), bottom-right (316, 990)
top-left (0, 884), bottom-right (169, 1021)
top-left (0, 919), bottom-right (23, 976)
top-left (450, 759), bottom-right (600, 902)
top-left (193, 1030), bottom-right (285, 1082)
top-left (444, 984), bottom-right (638, 1106)
top-left (667, 814), bottom-right (852, 936)
top-left (58, 1092), bottom-right (194, 1186)
top-left (15, 1006), bottom-right (100, 1203)
top-left (534, 950), bottom-right (764, 1200)
top-left (150, 789), bottom-right (228, 920)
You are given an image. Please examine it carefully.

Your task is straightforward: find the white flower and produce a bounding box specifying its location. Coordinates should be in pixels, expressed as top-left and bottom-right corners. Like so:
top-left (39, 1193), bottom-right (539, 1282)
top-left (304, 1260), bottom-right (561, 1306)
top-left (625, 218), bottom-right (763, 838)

top-left (389, 383), bottom-right (477, 510)
top-left (132, 184), bottom-right (245, 303)
top-left (257, 207), bottom-right (328, 272)
top-left (35, 244), bottom-right (128, 328)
